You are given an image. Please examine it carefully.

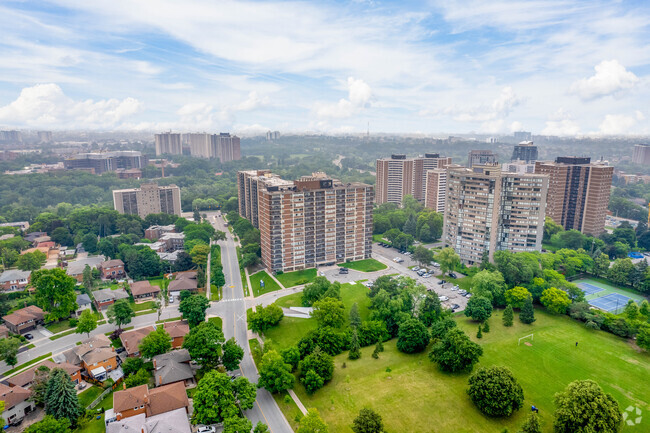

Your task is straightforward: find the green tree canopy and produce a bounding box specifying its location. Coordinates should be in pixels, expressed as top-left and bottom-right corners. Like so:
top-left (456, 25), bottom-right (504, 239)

top-left (0, 337), bottom-right (21, 366)
top-left (553, 380), bottom-right (621, 433)
top-left (396, 318), bottom-right (430, 354)
top-left (75, 309), bottom-right (98, 338)
top-left (107, 299), bottom-right (135, 330)
top-left (429, 328), bottom-right (483, 373)
top-left (472, 270), bottom-right (506, 306)
top-left (182, 321), bottom-right (225, 367)
top-left (519, 296), bottom-right (536, 324)
top-left (298, 408), bottom-right (329, 433)
top-left (24, 415), bottom-right (71, 433)
top-left (504, 286), bottom-right (532, 309)
top-left (434, 247), bottom-right (460, 276)
top-left (179, 294), bottom-right (210, 327)
top-left (312, 297), bottom-right (346, 328)
top-left (222, 337), bottom-right (244, 371)
top-left (32, 268), bottom-right (78, 321)
top-left (464, 296), bottom-right (493, 322)
top-left (351, 407), bottom-right (384, 433)
top-left (192, 371), bottom-right (256, 426)
top-left (257, 350), bottom-right (295, 393)
top-left (467, 366), bottom-right (524, 417)
top-left (248, 304), bottom-right (284, 333)
top-left (540, 287), bottom-right (572, 314)
top-left (139, 327), bottom-right (172, 358)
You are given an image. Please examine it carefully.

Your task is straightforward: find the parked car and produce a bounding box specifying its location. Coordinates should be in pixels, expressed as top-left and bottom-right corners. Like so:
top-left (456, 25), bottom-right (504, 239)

top-left (465, 293), bottom-right (472, 298)
top-left (449, 272), bottom-right (457, 278)
top-left (169, 295), bottom-right (174, 303)
top-left (450, 286), bottom-right (457, 291)
top-left (437, 280), bottom-right (444, 285)
top-left (116, 347), bottom-right (125, 354)
top-left (412, 266), bottom-right (420, 271)
top-left (432, 262), bottom-right (440, 267)
top-left (318, 271), bottom-right (325, 276)
top-left (452, 304), bottom-right (461, 310)
top-left (339, 268), bottom-right (349, 274)
top-left (197, 426), bottom-right (216, 433)
top-left (24, 333), bottom-right (33, 340)
top-left (458, 290), bottom-right (467, 296)
top-left (440, 295), bottom-right (449, 301)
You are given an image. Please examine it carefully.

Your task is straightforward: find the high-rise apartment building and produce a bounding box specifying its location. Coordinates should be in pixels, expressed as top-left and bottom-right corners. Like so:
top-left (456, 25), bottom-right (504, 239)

top-left (632, 144), bottom-right (650, 165)
top-left (534, 157), bottom-right (613, 235)
top-left (64, 151), bottom-right (147, 174)
top-left (0, 131), bottom-right (22, 144)
top-left (375, 153), bottom-right (451, 205)
top-left (154, 133), bottom-right (182, 156)
top-left (238, 171), bottom-right (373, 272)
top-left (443, 164), bottom-right (548, 265)
top-left (185, 133), bottom-right (241, 162)
top-left (502, 161), bottom-right (535, 174)
top-left (37, 131), bottom-right (53, 143)
top-left (511, 141), bottom-right (538, 163)
top-left (113, 183), bottom-right (181, 219)
top-left (468, 150), bottom-right (498, 167)
top-left (424, 169), bottom-right (447, 213)
top-left (186, 133), bottom-right (212, 159)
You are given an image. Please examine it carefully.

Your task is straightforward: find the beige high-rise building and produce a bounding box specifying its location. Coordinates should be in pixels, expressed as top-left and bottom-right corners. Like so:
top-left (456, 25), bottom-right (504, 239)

top-left (534, 157), bottom-right (613, 236)
top-left (376, 153), bottom-right (451, 205)
top-left (424, 169), bottom-right (447, 213)
top-left (632, 144), bottom-right (650, 165)
top-left (185, 133), bottom-right (241, 161)
top-left (238, 171), bottom-right (373, 272)
top-left (186, 133), bottom-right (212, 159)
top-left (468, 150), bottom-right (498, 167)
top-left (443, 164), bottom-right (548, 265)
top-left (154, 133), bottom-right (182, 156)
top-left (113, 183), bottom-right (181, 219)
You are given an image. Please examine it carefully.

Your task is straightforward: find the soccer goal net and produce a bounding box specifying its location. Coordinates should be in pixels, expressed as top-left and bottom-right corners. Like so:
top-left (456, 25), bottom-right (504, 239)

top-left (518, 334), bottom-right (534, 346)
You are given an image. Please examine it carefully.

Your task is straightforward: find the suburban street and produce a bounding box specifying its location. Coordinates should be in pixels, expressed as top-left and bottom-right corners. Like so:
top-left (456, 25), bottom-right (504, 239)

top-left (207, 214), bottom-right (293, 433)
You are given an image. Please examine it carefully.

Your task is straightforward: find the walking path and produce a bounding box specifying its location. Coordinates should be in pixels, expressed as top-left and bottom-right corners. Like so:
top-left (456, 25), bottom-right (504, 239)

top-left (288, 389), bottom-right (308, 415)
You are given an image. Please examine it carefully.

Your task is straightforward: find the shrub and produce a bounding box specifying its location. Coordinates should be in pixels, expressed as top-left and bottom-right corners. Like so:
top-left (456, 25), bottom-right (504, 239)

top-left (467, 366), bottom-right (524, 417)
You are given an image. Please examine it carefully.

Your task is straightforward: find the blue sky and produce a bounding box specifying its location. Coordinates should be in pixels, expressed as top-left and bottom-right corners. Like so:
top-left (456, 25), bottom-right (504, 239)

top-left (0, 0), bottom-right (648, 136)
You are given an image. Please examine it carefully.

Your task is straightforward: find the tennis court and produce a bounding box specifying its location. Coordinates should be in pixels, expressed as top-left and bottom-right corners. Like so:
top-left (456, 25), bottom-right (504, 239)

top-left (588, 293), bottom-right (631, 313)
top-left (577, 282), bottom-right (604, 296)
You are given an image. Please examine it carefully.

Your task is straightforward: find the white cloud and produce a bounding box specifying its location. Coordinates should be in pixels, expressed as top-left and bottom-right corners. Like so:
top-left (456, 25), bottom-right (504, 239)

top-left (569, 60), bottom-right (639, 100)
top-left (422, 87), bottom-right (520, 122)
top-left (597, 111), bottom-right (645, 135)
top-left (130, 60), bottom-right (163, 75)
top-left (233, 91), bottom-right (270, 112)
top-left (509, 121), bottom-right (524, 132)
top-left (315, 77), bottom-right (373, 119)
top-left (541, 109), bottom-right (581, 136)
top-left (0, 83), bottom-right (141, 128)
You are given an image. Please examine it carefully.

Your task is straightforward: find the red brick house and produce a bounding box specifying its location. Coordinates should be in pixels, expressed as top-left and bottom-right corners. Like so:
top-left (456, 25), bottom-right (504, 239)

top-left (120, 326), bottom-right (155, 357)
top-left (99, 259), bottom-right (125, 280)
top-left (130, 281), bottom-right (161, 301)
top-left (2, 305), bottom-right (44, 334)
top-left (163, 321), bottom-right (190, 348)
top-left (112, 381), bottom-right (189, 421)
top-left (0, 270), bottom-right (31, 292)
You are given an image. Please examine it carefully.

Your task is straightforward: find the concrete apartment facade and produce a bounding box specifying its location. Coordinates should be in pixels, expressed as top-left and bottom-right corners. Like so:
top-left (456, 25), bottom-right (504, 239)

top-left (424, 169), bottom-right (447, 213)
top-left (468, 150), bottom-right (498, 167)
top-left (632, 144), bottom-right (650, 165)
top-left (63, 151), bottom-right (147, 174)
top-left (240, 171), bottom-right (373, 272)
top-left (511, 141), bottom-right (538, 163)
top-left (534, 157), bottom-right (613, 236)
top-left (154, 132), bottom-right (182, 156)
top-left (443, 164), bottom-right (548, 265)
top-left (186, 132), bottom-right (241, 162)
top-left (375, 153), bottom-right (451, 205)
top-left (113, 183), bottom-right (181, 219)
top-left (238, 170), bottom-right (292, 229)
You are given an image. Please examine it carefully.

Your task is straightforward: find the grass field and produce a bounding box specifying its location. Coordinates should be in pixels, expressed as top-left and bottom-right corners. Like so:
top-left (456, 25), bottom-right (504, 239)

top-left (264, 283), bottom-right (371, 351)
top-left (338, 259), bottom-right (387, 272)
top-left (250, 270), bottom-right (283, 297)
top-left (276, 269), bottom-right (317, 288)
top-left (208, 316), bottom-right (223, 328)
top-left (289, 309), bottom-right (650, 433)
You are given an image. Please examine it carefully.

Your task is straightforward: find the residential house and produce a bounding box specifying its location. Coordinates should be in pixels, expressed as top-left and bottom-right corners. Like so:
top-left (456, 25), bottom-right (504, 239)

top-left (75, 293), bottom-right (92, 317)
top-left (99, 259), bottom-right (125, 280)
top-left (2, 305), bottom-right (44, 334)
top-left (152, 349), bottom-right (194, 387)
top-left (92, 288), bottom-right (129, 309)
top-left (159, 232), bottom-right (185, 251)
top-left (7, 360), bottom-right (82, 387)
top-left (120, 326), bottom-right (155, 357)
top-left (106, 407), bottom-right (191, 433)
top-left (0, 270), bottom-right (31, 291)
top-left (0, 383), bottom-right (34, 425)
top-left (163, 321), bottom-right (190, 348)
top-left (0, 325), bottom-right (8, 339)
top-left (62, 334), bottom-right (117, 381)
top-left (168, 271), bottom-right (198, 298)
top-left (66, 255), bottom-right (105, 282)
top-left (130, 281), bottom-right (161, 302)
top-left (24, 232), bottom-right (46, 243)
top-left (144, 225), bottom-right (176, 241)
top-left (111, 381), bottom-right (189, 421)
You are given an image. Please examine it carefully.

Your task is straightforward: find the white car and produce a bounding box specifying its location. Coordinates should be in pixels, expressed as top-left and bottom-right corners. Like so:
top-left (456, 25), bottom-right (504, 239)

top-left (440, 295), bottom-right (449, 301)
top-left (197, 426), bottom-right (216, 433)
top-left (318, 271), bottom-right (325, 276)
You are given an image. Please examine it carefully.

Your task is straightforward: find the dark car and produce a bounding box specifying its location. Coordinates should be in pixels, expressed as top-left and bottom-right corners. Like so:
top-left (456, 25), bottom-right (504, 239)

top-left (116, 347), bottom-right (125, 354)
top-left (24, 333), bottom-right (34, 340)
top-left (452, 304), bottom-right (461, 310)
top-left (437, 280), bottom-right (444, 285)
top-left (449, 272), bottom-right (457, 278)
top-left (339, 268), bottom-right (349, 274)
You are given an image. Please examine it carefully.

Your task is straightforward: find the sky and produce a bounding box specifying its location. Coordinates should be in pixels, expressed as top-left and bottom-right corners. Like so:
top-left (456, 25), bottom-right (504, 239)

top-left (0, 0), bottom-right (649, 136)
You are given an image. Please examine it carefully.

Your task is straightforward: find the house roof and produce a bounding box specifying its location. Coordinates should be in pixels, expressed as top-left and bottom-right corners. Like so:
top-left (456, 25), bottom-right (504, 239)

top-left (176, 271), bottom-right (197, 281)
top-left (7, 360), bottom-right (81, 388)
top-left (168, 278), bottom-right (197, 293)
top-left (76, 293), bottom-right (92, 306)
top-left (120, 326), bottom-right (155, 355)
top-left (107, 407), bottom-right (191, 433)
top-left (101, 259), bottom-right (124, 268)
top-left (130, 281), bottom-right (161, 297)
top-left (93, 288), bottom-right (129, 303)
top-left (66, 255), bottom-right (105, 276)
top-left (0, 269), bottom-right (31, 283)
top-left (163, 321), bottom-right (189, 339)
top-left (63, 334), bottom-right (113, 365)
top-left (113, 382), bottom-right (189, 419)
top-left (153, 349), bottom-right (193, 387)
top-left (0, 383), bottom-right (31, 408)
top-left (2, 305), bottom-right (44, 326)
top-left (113, 384), bottom-right (148, 414)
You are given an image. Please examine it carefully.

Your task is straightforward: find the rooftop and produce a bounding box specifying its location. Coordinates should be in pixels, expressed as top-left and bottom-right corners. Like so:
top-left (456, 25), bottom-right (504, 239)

top-left (120, 326), bottom-right (155, 355)
top-left (0, 269), bottom-right (31, 283)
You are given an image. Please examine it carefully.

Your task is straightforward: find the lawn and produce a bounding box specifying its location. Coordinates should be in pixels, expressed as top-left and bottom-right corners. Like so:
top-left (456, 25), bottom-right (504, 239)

top-left (131, 300), bottom-right (156, 312)
top-left (289, 309), bottom-right (650, 433)
top-left (264, 283), bottom-right (371, 351)
top-left (208, 316), bottom-right (223, 328)
top-left (50, 329), bottom-right (77, 340)
top-left (250, 270), bottom-right (283, 297)
top-left (439, 275), bottom-right (474, 292)
top-left (45, 319), bottom-right (74, 334)
top-left (76, 389), bottom-right (114, 433)
top-left (275, 269), bottom-right (317, 288)
top-left (273, 391), bottom-right (303, 431)
top-left (338, 258), bottom-right (387, 272)
top-left (78, 385), bottom-right (104, 408)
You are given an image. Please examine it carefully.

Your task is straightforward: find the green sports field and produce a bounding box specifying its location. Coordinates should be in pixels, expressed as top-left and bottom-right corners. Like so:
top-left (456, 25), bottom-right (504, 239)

top-left (574, 277), bottom-right (647, 314)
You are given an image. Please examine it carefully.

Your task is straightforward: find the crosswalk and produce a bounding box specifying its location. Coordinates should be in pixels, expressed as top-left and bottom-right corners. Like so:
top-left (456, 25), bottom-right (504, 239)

top-left (220, 298), bottom-right (245, 302)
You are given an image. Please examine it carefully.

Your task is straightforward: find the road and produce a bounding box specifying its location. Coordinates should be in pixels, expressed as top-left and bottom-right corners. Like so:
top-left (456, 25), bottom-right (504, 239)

top-left (207, 213), bottom-right (293, 433)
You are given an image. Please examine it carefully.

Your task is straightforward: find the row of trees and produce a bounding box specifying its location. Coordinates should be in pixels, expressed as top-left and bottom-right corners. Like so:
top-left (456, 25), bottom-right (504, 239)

top-left (373, 196), bottom-right (444, 246)
top-left (226, 211), bottom-right (262, 269)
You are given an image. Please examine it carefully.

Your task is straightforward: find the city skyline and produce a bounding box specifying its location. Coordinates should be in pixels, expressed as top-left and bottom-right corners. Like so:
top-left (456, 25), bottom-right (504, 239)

top-left (0, 1), bottom-right (648, 136)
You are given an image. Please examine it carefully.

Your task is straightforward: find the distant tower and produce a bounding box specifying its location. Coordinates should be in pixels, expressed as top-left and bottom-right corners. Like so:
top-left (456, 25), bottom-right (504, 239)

top-left (366, 122), bottom-right (369, 140)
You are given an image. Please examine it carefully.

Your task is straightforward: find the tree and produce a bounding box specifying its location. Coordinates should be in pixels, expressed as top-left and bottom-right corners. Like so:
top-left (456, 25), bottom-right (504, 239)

top-left (248, 304), bottom-right (284, 333)
top-left (222, 338), bottom-right (244, 371)
top-left (640, 300), bottom-right (650, 319)
top-left (434, 247), bottom-right (460, 276)
top-left (32, 268), bottom-right (78, 321)
top-left (16, 250), bottom-right (47, 271)
top-left (519, 297), bottom-right (536, 324)
top-left (464, 296), bottom-right (493, 322)
top-left (173, 251), bottom-right (194, 272)
top-left (312, 297), bottom-right (345, 328)
top-left (467, 366), bottom-right (524, 417)
top-left (281, 346), bottom-right (301, 371)
top-left (76, 309), bottom-right (98, 338)
top-left (190, 243), bottom-right (210, 267)
top-left (482, 320), bottom-right (490, 333)
top-left (45, 368), bottom-right (80, 426)
top-left (472, 270), bottom-right (506, 306)
top-left (352, 407), bottom-right (384, 433)
top-left (254, 422), bottom-right (270, 433)
top-left (636, 324), bottom-right (650, 351)
top-left (81, 233), bottom-right (98, 254)
top-left (124, 368), bottom-right (150, 388)
top-left (540, 287), bottom-right (571, 314)
top-left (192, 370), bottom-right (256, 425)
top-left (503, 305), bottom-right (514, 327)
top-left (24, 415), bottom-right (71, 433)
top-left (413, 245), bottom-right (433, 267)
top-left (544, 217), bottom-right (563, 241)
top-left (505, 286), bottom-right (532, 309)
top-left (179, 294), bottom-right (210, 327)
top-left (348, 329), bottom-right (361, 360)
top-left (429, 328), bottom-right (483, 373)
top-left (214, 230), bottom-right (227, 241)
top-left (593, 253), bottom-right (611, 277)
top-left (553, 380), bottom-right (621, 433)
top-left (82, 265), bottom-right (93, 291)
top-left (403, 214), bottom-right (417, 236)
top-left (107, 299), bottom-right (135, 330)
top-left (223, 417), bottom-right (253, 433)
top-left (302, 277), bottom-right (335, 306)
top-left (349, 303), bottom-right (362, 329)
top-left (299, 347), bottom-right (334, 392)
top-left (257, 350), bottom-right (295, 393)
top-left (182, 321), bottom-right (225, 367)
top-left (0, 337), bottom-right (21, 366)
top-left (121, 357), bottom-right (144, 376)
top-left (30, 365), bottom-right (51, 405)
top-left (520, 413), bottom-right (542, 433)
top-left (476, 325), bottom-right (483, 339)
top-left (139, 327), bottom-right (172, 358)
top-left (396, 318), bottom-right (430, 354)
top-left (298, 408), bottom-right (329, 433)
top-left (624, 299), bottom-right (639, 320)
